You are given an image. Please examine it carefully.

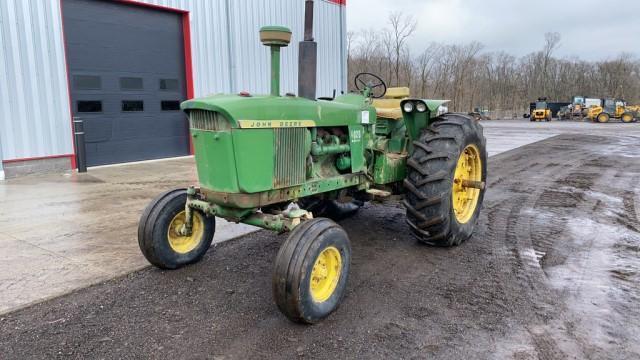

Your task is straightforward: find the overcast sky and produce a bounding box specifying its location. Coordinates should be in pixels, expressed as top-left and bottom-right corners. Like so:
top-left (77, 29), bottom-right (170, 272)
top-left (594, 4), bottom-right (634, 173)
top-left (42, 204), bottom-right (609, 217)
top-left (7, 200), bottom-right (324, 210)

top-left (345, 0), bottom-right (639, 61)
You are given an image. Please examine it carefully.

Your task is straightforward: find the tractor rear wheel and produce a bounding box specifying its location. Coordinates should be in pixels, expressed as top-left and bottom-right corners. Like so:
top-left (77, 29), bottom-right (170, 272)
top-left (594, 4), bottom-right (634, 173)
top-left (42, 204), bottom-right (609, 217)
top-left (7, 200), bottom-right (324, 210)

top-left (273, 218), bottom-right (351, 323)
top-left (597, 113), bottom-right (610, 123)
top-left (621, 112), bottom-right (634, 123)
top-left (403, 113), bottom-right (487, 247)
top-left (138, 189), bottom-right (215, 269)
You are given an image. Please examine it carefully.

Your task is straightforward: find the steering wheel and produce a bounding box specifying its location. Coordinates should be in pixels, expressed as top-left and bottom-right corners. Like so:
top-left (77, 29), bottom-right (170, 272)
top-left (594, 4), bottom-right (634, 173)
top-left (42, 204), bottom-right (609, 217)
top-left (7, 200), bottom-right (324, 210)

top-left (354, 72), bottom-right (387, 99)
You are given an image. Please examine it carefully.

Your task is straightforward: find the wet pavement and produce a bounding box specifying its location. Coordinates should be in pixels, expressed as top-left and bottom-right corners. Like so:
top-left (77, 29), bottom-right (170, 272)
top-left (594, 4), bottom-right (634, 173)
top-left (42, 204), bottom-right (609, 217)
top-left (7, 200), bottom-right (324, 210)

top-left (0, 157), bottom-right (256, 314)
top-left (0, 119), bottom-right (639, 316)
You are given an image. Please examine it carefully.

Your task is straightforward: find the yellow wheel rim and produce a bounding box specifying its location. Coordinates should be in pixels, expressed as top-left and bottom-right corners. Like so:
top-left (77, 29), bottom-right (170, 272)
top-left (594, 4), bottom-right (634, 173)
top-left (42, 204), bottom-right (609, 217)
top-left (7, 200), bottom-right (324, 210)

top-left (622, 114), bottom-right (632, 122)
top-left (452, 144), bottom-right (482, 224)
top-left (167, 211), bottom-right (204, 254)
top-left (309, 246), bottom-right (342, 302)
top-left (598, 114), bottom-right (608, 123)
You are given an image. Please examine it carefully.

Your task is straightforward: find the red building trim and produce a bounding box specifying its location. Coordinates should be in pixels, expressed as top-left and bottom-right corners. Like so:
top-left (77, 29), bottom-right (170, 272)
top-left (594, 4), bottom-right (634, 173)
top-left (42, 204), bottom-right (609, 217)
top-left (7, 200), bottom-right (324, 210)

top-left (182, 12), bottom-right (195, 154)
top-left (116, 0), bottom-right (188, 13)
top-left (2, 154), bottom-right (75, 164)
top-left (58, 0), bottom-right (77, 169)
top-left (53, 0), bottom-right (196, 170)
top-left (327, 0), bottom-right (346, 5)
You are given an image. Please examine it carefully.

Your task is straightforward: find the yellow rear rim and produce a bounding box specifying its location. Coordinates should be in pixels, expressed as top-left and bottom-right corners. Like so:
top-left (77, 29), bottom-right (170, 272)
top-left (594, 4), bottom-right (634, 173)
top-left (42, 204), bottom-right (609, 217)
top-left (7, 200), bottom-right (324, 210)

top-left (309, 246), bottom-right (342, 302)
top-left (452, 144), bottom-right (482, 224)
top-left (167, 211), bottom-right (204, 254)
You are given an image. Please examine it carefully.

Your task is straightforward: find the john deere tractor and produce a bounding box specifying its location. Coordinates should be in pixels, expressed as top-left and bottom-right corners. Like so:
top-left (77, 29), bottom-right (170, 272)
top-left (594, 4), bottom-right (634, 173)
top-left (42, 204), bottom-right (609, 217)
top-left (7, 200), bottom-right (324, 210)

top-left (138, 0), bottom-right (487, 324)
top-left (530, 98), bottom-right (552, 122)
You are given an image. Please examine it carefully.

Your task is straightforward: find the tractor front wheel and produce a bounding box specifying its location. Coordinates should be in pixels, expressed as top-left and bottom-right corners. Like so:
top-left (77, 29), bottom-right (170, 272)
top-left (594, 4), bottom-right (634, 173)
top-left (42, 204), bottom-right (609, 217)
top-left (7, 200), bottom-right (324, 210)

top-left (403, 113), bottom-right (487, 246)
top-left (621, 112), bottom-right (634, 123)
top-left (273, 218), bottom-right (351, 323)
top-left (138, 189), bottom-right (215, 269)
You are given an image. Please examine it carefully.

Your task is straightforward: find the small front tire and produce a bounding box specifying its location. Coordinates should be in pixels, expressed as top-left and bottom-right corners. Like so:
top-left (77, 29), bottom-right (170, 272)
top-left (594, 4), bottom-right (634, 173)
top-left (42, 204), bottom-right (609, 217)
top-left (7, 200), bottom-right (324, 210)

top-left (138, 189), bottom-right (215, 269)
top-left (273, 218), bottom-right (351, 324)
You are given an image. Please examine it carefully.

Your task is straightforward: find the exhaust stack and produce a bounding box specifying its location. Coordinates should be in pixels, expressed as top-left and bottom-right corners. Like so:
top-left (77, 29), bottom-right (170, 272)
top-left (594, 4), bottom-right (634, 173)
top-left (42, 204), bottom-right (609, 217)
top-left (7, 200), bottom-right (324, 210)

top-left (298, 0), bottom-right (317, 100)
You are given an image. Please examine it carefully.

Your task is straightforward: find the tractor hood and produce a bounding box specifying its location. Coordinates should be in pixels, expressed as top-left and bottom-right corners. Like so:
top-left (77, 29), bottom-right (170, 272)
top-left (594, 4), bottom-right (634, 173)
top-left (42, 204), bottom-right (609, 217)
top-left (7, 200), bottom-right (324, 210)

top-left (181, 93), bottom-right (375, 128)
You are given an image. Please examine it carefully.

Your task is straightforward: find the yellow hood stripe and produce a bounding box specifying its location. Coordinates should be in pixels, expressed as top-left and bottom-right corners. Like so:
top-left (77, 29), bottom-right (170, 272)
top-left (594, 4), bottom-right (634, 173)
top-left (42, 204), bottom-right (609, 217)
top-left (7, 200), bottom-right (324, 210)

top-left (238, 120), bottom-right (316, 128)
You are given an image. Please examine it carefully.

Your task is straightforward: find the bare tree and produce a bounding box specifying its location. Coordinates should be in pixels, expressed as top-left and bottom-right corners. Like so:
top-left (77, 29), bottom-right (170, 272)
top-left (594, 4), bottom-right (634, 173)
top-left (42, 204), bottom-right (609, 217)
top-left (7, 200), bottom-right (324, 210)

top-left (388, 12), bottom-right (417, 86)
top-left (541, 32), bottom-right (561, 95)
top-left (347, 27), bottom-right (640, 115)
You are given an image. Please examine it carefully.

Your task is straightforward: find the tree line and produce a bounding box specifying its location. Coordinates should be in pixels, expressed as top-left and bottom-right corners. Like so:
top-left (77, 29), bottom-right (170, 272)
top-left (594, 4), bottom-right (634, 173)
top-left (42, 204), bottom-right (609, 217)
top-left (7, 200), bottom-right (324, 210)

top-left (347, 13), bottom-right (640, 117)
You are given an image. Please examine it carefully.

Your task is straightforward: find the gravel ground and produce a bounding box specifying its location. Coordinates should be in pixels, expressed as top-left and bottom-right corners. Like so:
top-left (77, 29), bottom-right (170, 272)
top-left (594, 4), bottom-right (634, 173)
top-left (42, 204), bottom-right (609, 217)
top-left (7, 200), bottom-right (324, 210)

top-left (1, 134), bottom-right (639, 359)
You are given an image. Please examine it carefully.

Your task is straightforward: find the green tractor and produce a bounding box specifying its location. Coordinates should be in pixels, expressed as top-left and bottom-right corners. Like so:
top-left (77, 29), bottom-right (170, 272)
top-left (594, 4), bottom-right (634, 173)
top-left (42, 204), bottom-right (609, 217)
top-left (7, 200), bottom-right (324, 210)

top-left (138, 0), bottom-right (487, 324)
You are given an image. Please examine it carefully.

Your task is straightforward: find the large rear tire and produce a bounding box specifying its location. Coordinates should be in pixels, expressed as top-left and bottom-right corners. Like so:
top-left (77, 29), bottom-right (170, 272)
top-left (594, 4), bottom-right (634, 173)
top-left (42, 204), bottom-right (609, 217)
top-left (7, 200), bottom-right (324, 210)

top-left (403, 113), bottom-right (487, 247)
top-left (138, 189), bottom-right (215, 269)
top-left (273, 218), bottom-right (351, 324)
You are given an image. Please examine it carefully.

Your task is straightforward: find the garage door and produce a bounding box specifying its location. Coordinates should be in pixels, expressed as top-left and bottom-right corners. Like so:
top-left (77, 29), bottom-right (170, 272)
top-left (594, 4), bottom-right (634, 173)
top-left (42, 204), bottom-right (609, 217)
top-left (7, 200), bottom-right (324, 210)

top-left (62, 0), bottom-right (190, 166)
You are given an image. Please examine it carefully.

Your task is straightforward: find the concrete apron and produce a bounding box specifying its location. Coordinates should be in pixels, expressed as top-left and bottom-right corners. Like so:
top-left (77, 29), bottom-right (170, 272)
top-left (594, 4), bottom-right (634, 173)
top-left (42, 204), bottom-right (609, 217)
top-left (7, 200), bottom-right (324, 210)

top-left (0, 156), bottom-right (257, 315)
top-left (0, 122), bottom-right (560, 315)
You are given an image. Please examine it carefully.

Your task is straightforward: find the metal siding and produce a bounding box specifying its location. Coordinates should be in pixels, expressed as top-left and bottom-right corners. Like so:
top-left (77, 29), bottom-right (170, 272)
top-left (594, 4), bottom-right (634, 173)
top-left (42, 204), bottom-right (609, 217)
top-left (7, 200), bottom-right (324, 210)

top-left (0, 0), bottom-right (345, 162)
top-left (0, 0), bottom-right (73, 161)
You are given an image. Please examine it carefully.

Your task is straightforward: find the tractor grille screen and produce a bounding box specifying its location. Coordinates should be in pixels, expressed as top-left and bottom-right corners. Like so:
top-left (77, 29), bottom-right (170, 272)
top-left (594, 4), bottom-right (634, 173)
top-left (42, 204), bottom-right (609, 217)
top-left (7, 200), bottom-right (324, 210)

top-left (189, 110), bottom-right (230, 131)
top-left (274, 128), bottom-right (306, 188)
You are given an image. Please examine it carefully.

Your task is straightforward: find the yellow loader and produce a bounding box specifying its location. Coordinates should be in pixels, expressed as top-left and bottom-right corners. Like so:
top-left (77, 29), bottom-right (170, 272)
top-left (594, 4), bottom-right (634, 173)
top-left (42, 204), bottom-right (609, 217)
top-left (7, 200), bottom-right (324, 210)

top-left (587, 98), bottom-right (635, 123)
top-left (530, 99), bottom-right (552, 122)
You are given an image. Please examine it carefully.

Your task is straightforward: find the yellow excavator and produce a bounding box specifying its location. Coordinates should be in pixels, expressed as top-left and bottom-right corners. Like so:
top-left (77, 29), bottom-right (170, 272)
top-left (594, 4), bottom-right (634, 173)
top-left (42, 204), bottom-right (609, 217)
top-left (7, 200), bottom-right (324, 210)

top-left (587, 98), bottom-right (636, 123)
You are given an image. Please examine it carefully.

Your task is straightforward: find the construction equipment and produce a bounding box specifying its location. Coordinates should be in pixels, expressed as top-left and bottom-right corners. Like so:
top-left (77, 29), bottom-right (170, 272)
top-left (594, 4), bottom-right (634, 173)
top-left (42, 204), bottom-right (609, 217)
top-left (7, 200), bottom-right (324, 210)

top-left (624, 105), bottom-right (640, 120)
top-left (137, 0), bottom-right (486, 324)
top-left (587, 98), bottom-right (635, 123)
top-left (558, 96), bottom-right (588, 120)
top-left (469, 106), bottom-right (491, 121)
top-left (530, 98), bottom-right (552, 122)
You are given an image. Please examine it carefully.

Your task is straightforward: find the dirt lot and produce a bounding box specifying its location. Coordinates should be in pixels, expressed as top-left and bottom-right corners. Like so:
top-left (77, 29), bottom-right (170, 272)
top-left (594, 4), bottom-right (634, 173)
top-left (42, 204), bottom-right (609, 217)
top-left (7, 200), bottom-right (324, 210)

top-left (1, 133), bottom-right (639, 359)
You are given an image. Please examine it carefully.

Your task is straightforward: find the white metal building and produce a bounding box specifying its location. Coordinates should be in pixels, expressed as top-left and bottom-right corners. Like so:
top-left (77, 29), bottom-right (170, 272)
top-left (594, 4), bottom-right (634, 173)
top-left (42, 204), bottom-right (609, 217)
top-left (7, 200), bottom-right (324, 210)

top-left (0, 0), bottom-right (347, 178)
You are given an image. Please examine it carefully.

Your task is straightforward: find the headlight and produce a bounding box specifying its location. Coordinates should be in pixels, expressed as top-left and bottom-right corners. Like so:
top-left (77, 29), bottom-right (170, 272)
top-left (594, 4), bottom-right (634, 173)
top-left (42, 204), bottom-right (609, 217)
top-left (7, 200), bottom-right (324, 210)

top-left (416, 102), bottom-right (427, 112)
top-left (403, 102), bottom-right (414, 113)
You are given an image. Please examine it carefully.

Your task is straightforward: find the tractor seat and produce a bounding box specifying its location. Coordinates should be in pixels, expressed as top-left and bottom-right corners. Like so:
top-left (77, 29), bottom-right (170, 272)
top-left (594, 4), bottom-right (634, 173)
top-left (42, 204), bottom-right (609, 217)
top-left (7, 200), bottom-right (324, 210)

top-left (372, 87), bottom-right (410, 120)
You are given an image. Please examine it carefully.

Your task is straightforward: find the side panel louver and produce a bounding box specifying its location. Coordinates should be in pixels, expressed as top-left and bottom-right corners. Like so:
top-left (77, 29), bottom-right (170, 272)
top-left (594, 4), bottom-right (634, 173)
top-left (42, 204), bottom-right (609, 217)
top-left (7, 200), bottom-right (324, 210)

top-left (273, 128), bottom-right (306, 188)
top-left (189, 110), bottom-right (231, 131)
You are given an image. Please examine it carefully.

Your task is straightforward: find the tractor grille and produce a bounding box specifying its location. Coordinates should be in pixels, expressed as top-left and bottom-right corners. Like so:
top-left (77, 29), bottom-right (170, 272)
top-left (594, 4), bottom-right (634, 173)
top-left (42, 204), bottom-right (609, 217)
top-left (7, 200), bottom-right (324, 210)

top-left (189, 110), bottom-right (230, 131)
top-left (273, 128), bottom-right (306, 188)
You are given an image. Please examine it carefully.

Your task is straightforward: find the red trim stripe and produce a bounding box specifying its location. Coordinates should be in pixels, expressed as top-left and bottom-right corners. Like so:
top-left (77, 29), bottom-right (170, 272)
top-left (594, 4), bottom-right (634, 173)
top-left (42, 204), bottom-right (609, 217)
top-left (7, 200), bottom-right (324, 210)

top-left (328, 0), bottom-right (346, 5)
top-left (115, 0), bottom-right (188, 13)
top-left (182, 13), bottom-right (195, 155)
top-left (2, 154), bottom-right (75, 164)
top-left (59, 0), bottom-right (77, 169)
